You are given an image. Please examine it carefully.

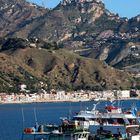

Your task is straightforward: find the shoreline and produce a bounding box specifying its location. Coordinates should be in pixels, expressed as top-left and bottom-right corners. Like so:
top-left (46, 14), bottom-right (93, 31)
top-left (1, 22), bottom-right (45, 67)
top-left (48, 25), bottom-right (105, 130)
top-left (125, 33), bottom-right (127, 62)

top-left (0, 99), bottom-right (90, 105)
top-left (1, 90), bottom-right (139, 105)
top-left (0, 97), bottom-right (140, 105)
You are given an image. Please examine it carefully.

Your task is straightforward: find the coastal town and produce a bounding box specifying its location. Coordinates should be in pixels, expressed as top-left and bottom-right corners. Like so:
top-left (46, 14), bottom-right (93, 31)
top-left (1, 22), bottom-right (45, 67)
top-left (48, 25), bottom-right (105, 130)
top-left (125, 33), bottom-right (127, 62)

top-left (0, 89), bottom-right (139, 104)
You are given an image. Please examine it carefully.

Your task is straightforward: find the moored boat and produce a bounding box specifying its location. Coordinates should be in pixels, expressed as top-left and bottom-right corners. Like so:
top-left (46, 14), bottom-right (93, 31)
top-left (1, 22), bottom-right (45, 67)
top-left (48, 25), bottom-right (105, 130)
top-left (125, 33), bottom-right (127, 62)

top-left (22, 118), bottom-right (90, 140)
top-left (73, 101), bottom-right (140, 140)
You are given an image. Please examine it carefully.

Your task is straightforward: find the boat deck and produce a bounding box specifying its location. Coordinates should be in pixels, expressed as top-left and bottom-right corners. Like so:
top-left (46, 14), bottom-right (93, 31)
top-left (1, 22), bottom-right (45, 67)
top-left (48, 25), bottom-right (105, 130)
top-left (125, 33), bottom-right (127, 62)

top-left (22, 132), bottom-right (51, 140)
top-left (24, 132), bottom-right (51, 135)
top-left (22, 131), bottom-right (90, 140)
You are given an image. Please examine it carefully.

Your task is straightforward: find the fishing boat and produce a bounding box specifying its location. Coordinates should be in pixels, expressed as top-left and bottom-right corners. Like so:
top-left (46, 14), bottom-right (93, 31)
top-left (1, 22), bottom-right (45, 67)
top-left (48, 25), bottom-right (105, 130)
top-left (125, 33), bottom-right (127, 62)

top-left (22, 119), bottom-right (90, 140)
top-left (73, 101), bottom-right (140, 140)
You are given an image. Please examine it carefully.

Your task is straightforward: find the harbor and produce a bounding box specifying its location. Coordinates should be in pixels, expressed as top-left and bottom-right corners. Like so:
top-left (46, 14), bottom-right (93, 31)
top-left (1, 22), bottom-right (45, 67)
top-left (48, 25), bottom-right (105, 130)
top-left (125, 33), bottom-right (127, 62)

top-left (1, 99), bottom-right (140, 140)
top-left (22, 120), bottom-right (90, 140)
top-left (21, 100), bottom-right (140, 140)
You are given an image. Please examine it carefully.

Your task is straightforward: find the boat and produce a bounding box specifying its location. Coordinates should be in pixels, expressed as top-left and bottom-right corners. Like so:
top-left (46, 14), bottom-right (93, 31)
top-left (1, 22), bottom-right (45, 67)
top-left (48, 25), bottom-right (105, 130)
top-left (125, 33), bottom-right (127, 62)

top-left (73, 101), bottom-right (140, 140)
top-left (22, 118), bottom-right (90, 140)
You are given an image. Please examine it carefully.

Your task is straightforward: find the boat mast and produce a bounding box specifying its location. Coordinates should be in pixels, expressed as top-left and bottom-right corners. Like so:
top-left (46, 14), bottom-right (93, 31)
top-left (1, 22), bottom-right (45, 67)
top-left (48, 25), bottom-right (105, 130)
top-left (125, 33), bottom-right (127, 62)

top-left (21, 108), bottom-right (25, 129)
top-left (69, 102), bottom-right (72, 120)
top-left (34, 107), bottom-right (38, 124)
top-left (21, 108), bottom-right (25, 140)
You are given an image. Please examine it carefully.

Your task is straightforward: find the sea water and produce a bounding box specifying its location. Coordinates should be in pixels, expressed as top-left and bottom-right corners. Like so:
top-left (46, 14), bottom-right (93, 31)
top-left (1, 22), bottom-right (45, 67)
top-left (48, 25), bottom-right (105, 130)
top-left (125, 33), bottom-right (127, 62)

top-left (0, 100), bottom-right (139, 140)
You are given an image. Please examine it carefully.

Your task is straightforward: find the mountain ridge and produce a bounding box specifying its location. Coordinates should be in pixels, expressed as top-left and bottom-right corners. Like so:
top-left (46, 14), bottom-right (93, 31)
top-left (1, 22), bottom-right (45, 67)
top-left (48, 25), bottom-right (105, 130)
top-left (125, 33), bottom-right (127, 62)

top-left (0, 37), bottom-right (135, 92)
top-left (0, 0), bottom-right (139, 92)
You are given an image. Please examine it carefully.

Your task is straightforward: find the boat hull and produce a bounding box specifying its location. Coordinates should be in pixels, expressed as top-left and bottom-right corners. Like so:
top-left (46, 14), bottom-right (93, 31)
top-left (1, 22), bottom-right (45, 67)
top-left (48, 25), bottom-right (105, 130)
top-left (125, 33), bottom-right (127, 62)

top-left (48, 132), bottom-right (89, 140)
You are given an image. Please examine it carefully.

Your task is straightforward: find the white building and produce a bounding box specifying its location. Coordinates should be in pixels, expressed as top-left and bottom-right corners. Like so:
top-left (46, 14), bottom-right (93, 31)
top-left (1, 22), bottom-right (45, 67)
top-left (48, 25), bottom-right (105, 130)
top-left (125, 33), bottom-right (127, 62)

top-left (120, 90), bottom-right (130, 98)
top-left (56, 91), bottom-right (66, 100)
top-left (20, 84), bottom-right (27, 91)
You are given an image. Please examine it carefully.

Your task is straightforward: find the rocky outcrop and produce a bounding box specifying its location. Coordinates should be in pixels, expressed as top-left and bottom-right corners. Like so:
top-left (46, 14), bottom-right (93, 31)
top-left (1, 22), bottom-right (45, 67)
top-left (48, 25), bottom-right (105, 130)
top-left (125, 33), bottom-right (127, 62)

top-left (0, 0), bottom-right (47, 37)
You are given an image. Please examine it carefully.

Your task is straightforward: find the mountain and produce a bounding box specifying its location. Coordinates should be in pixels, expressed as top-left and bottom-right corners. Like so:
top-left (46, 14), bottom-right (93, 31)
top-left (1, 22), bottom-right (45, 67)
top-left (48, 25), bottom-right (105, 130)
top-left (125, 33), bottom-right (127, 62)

top-left (0, 0), bottom-right (139, 92)
top-left (0, 38), bottom-right (133, 92)
top-left (6, 0), bottom-right (119, 41)
top-left (0, 0), bottom-right (47, 37)
top-left (1, 0), bottom-right (139, 72)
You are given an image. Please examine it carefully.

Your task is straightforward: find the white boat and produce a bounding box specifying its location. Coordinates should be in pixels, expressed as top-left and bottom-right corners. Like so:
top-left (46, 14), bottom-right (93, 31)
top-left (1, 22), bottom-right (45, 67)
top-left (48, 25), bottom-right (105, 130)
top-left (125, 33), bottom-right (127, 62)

top-left (73, 102), bottom-right (140, 140)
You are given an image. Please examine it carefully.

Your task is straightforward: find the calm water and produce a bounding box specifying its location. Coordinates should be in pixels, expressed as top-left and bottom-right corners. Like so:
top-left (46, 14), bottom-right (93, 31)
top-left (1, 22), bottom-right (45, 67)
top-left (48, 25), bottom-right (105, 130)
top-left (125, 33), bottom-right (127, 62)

top-left (0, 100), bottom-right (140, 140)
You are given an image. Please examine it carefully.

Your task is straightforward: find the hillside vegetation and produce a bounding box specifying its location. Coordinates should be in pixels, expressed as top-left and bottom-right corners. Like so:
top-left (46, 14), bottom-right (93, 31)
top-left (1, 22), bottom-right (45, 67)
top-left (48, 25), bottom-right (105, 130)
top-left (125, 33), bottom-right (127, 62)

top-left (0, 38), bottom-right (133, 92)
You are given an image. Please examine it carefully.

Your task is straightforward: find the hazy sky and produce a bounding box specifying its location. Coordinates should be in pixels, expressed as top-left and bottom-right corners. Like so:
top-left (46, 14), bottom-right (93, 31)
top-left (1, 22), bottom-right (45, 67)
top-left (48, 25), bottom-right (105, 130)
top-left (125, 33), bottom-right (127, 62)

top-left (28, 0), bottom-right (140, 18)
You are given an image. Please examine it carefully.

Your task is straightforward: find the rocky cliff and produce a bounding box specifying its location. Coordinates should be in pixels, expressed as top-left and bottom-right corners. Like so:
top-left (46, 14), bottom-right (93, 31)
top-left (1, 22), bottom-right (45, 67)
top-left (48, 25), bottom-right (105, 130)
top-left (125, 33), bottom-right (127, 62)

top-left (0, 0), bottom-right (47, 37)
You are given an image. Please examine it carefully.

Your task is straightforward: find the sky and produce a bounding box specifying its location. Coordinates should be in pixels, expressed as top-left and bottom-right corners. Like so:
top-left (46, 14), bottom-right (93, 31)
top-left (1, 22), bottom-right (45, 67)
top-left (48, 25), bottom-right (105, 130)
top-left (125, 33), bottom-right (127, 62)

top-left (28, 0), bottom-right (140, 18)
